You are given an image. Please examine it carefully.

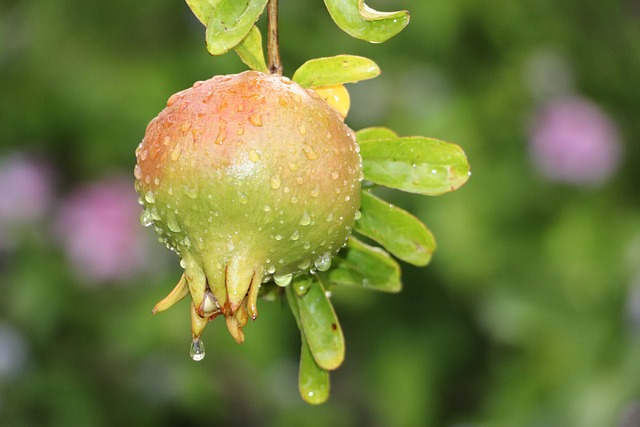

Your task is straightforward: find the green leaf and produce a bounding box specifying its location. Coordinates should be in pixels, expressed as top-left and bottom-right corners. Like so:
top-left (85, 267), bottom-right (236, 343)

top-left (286, 285), bottom-right (330, 405)
top-left (356, 126), bottom-right (397, 143)
top-left (292, 55), bottom-right (380, 88)
top-left (359, 136), bottom-right (470, 195)
top-left (205, 0), bottom-right (269, 56)
top-left (355, 191), bottom-right (436, 266)
top-left (323, 0), bottom-right (410, 43)
top-left (234, 25), bottom-right (268, 73)
top-left (329, 236), bottom-right (401, 292)
top-left (295, 276), bottom-right (345, 371)
top-left (186, 0), bottom-right (214, 25)
top-left (298, 330), bottom-right (331, 404)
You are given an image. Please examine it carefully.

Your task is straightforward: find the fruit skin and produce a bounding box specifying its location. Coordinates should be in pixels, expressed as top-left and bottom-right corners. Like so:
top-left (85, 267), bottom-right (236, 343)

top-left (135, 71), bottom-right (362, 342)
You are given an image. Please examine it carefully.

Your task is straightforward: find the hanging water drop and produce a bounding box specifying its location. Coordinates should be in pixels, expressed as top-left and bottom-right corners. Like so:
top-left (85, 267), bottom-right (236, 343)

top-left (314, 252), bottom-right (332, 272)
top-left (140, 209), bottom-right (154, 227)
top-left (190, 338), bottom-right (206, 361)
top-left (274, 273), bottom-right (293, 287)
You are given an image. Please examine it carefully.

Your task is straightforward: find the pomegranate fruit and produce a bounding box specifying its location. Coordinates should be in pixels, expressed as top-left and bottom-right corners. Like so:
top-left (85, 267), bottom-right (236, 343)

top-left (135, 71), bottom-right (362, 344)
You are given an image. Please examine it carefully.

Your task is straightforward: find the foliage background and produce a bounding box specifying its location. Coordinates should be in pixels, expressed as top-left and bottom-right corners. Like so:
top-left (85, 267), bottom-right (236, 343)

top-left (1, 0), bottom-right (640, 426)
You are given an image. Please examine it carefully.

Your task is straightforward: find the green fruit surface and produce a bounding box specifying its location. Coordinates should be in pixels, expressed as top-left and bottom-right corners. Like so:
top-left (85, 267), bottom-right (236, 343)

top-left (135, 71), bottom-right (362, 313)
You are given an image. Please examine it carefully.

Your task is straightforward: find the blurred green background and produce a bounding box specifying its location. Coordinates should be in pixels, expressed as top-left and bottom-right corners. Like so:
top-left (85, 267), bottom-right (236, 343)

top-left (2, 0), bottom-right (640, 426)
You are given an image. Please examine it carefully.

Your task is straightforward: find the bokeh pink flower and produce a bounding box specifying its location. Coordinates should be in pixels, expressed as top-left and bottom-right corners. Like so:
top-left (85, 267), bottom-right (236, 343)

top-left (55, 176), bottom-right (155, 285)
top-left (0, 153), bottom-right (54, 248)
top-left (528, 97), bottom-right (622, 185)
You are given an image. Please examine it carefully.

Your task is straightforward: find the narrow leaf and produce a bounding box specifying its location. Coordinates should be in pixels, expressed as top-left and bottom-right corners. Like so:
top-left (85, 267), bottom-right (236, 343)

top-left (292, 55), bottom-right (380, 88)
top-left (186, 0), bottom-right (214, 25)
top-left (298, 330), bottom-right (331, 404)
top-left (286, 285), bottom-right (330, 405)
top-left (234, 25), bottom-right (268, 73)
top-left (359, 136), bottom-right (470, 195)
top-left (355, 191), bottom-right (435, 266)
top-left (356, 126), bottom-right (397, 143)
top-left (324, 0), bottom-right (410, 43)
top-left (205, 0), bottom-right (269, 56)
top-left (329, 236), bottom-right (401, 292)
top-left (296, 276), bottom-right (345, 371)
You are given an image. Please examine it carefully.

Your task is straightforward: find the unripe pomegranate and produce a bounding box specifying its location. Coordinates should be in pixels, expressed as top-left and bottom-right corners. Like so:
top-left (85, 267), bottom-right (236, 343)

top-left (135, 71), bottom-right (362, 344)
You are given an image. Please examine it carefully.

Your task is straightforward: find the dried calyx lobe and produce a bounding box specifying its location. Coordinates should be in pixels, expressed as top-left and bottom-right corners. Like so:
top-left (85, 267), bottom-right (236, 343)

top-left (135, 71), bottom-right (362, 343)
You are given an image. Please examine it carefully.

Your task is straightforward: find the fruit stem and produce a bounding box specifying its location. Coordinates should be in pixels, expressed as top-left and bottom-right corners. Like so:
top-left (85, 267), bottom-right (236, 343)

top-left (267, 0), bottom-right (283, 75)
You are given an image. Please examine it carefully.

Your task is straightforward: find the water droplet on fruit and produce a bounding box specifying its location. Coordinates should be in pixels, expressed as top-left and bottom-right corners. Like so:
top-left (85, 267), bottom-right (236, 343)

top-left (215, 123), bottom-right (227, 145)
top-left (134, 164), bottom-right (142, 180)
top-left (248, 149), bottom-right (260, 162)
top-left (298, 124), bottom-right (307, 135)
top-left (237, 104), bottom-right (245, 112)
top-left (298, 259), bottom-right (311, 270)
top-left (274, 273), bottom-right (293, 287)
top-left (275, 234), bottom-right (283, 241)
top-left (144, 191), bottom-right (156, 204)
top-left (167, 92), bottom-right (181, 107)
top-left (238, 192), bottom-right (248, 204)
top-left (290, 230), bottom-right (300, 240)
top-left (288, 162), bottom-right (298, 171)
top-left (190, 339), bottom-right (205, 361)
top-left (302, 145), bottom-right (319, 160)
top-left (249, 113), bottom-right (263, 127)
top-left (311, 186), bottom-right (319, 197)
top-left (179, 258), bottom-right (187, 268)
top-left (170, 145), bottom-right (182, 161)
top-left (299, 212), bottom-right (311, 226)
top-left (314, 252), bottom-right (332, 272)
top-left (183, 185), bottom-right (198, 199)
top-left (326, 213), bottom-right (334, 222)
top-left (267, 265), bottom-right (276, 275)
top-left (354, 211), bottom-right (362, 220)
top-left (263, 205), bottom-right (271, 212)
top-left (140, 209), bottom-right (154, 227)
top-left (331, 171), bottom-right (339, 180)
top-left (181, 122), bottom-right (192, 133)
top-left (167, 216), bottom-right (182, 232)
top-left (236, 127), bottom-right (244, 136)
top-left (270, 174), bottom-right (281, 189)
